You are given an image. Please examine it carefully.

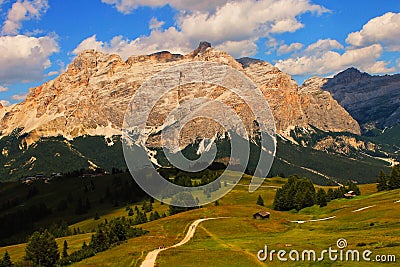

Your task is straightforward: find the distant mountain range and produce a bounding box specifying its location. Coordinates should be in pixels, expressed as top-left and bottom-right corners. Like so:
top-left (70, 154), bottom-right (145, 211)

top-left (0, 42), bottom-right (398, 182)
top-left (319, 67), bottom-right (400, 132)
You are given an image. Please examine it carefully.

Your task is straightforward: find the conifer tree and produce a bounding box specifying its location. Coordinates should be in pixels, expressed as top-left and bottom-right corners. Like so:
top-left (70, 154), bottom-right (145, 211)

top-left (1, 251), bottom-right (12, 267)
top-left (327, 188), bottom-right (335, 201)
top-left (388, 165), bottom-right (400, 190)
top-left (25, 230), bottom-right (59, 267)
top-left (62, 240), bottom-right (68, 258)
top-left (316, 188), bottom-right (327, 207)
top-left (256, 195), bottom-right (264, 206)
top-left (377, 170), bottom-right (388, 191)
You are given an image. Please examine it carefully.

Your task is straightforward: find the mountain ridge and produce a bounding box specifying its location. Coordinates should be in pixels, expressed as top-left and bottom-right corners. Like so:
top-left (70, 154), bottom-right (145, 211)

top-left (0, 43), bottom-right (360, 144)
top-left (2, 43), bottom-right (398, 182)
top-left (307, 67), bottom-right (400, 131)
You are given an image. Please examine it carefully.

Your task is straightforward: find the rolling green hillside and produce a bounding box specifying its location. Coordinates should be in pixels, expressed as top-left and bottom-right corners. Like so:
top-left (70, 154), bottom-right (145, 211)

top-left (0, 172), bottom-right (147, 246)
top-left (1, 175), bottom-right (399, 266)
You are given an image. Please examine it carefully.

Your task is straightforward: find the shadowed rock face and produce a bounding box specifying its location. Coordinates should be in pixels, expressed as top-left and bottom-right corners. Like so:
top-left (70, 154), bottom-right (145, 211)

top-left (0, 43), bottom-right (360, 146)
top-left (319, 67), bottom-right (400, 130)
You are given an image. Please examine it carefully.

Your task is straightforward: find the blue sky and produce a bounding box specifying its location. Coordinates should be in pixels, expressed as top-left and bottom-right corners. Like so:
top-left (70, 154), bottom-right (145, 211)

top-left (0, 0), bottom-right (400, 106)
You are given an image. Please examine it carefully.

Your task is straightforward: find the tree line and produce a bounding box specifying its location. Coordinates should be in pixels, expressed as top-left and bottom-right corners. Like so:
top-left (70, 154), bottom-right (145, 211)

top-left (377, 165), bottom-right (400, 191)
top-left (273, 175), bottom-right (360, 211)
top-left (2, 216), bottom-right (148, 267)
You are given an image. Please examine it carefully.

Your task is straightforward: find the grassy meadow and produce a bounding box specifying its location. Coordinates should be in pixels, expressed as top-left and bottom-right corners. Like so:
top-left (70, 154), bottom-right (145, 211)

top-left (1, 174), bottom-right (399, 266)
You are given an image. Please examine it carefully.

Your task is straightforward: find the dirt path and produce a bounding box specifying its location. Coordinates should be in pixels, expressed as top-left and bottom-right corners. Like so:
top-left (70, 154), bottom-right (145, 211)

top-left (352, 205), bottom-right (376, 212)
top-left (227, 182), bottom-right (280, 188)
top-left (290, 216), bottom-right (336, 224)
top-left (140, 217), bottom-right (227, 267)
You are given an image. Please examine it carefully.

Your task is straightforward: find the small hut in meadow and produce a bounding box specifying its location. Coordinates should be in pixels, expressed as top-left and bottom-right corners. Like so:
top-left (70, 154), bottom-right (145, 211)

top-left (344, 191), bottom-right (356, 199)
top-left (253, 211), bottom-right (270, 220)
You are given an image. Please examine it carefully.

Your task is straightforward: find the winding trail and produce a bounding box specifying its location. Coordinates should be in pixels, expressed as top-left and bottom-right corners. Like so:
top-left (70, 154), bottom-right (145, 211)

top-left (140, 217), bottom-right (227, 267)
top-left (227, 182), bottom-right (280, 188)
top-left (352, 205), bottom-right (376, 212)
top-left (140, 197), bottom-right (399, 266)
top-left (290, 216), bottom-right (336, 224)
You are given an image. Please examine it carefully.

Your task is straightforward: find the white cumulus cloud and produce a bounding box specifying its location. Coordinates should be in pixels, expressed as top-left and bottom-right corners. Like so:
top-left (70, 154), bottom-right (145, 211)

top-left (76, 0), bottom-right (328, 59)
top-left (304, 39), bottom-right (343, 55)
top-left (149, 17), bottom-right (165, 30)
top-left (277, 42), bottom-right (303, 55)
top-left (0, 35), bottom-right (59, 84)
top-left (215, 39), bottom-right (258, 58)
top-left (101, 0), bottom-right (230, 14)
top-left (346, 12), bottom-right (400, 51)
top-left (275, 44), bottom-right (394, 76)
top-left (11, 92), bottom-right (28, 101)
top-left (0, 85), bottom-right (8, 92)
top-left (2, 0), bottom-right (49, 35)
top-left (0, 100), bottom-right (11, 107)
top-left (73, 30), bottom-right (191, 59)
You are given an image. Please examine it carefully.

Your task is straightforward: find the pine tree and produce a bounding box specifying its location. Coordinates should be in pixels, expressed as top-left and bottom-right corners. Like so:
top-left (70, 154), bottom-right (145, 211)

top-left (273, 175), bottom-right (316, 211)
top-left (25, 230), bottom-right (59, 267)
top-left (388, 165), bottom-right (400, 190)
top-left (273, 188), bottom-right (285, 210)
top-left (256, 195), bottom-right (264, 206)
top-left (316, 188), bottom-right (327, 207)
top-left (293, 190), bottom-right (305, 211)
top-left (62, 240), bottom-right (68, 258)
top-left (327, 188), bottom-right (335, 201)
top-left (377, 171), bottom-right (388, 191)
top-left (153, 211), bottom-right (161, 220)
top-left (128, 208), bottom-right (134, 216)
top-left (1, 251), bottom-right (12, 267)
top-left (90, 229), bottom-right (109, 252)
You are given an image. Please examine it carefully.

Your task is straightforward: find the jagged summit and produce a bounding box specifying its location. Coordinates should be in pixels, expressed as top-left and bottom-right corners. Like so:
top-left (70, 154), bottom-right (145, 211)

top-left (192, 41), bottom-right (212, 55)
top-left (322, 68), bottom-right (400, 130)
top-left (236, 57), bottom-right (264, 68)
top-left (332, 67), bottom-right (371, 84)
top-left (0, 43), bottom-right (361, 145)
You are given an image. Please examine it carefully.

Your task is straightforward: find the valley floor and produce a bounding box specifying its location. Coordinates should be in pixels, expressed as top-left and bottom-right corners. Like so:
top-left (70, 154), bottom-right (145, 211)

top-left (1, 177), bottom-right (399, 266)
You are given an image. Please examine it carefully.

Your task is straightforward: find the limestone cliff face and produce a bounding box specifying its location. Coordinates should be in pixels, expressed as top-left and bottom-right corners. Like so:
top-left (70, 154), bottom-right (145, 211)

top-left (299, 77), bottom-right (361, 134)
top-left (0, 43), bottom-right (360, 146)
top-left (239, 60), bottom-right (360, 135)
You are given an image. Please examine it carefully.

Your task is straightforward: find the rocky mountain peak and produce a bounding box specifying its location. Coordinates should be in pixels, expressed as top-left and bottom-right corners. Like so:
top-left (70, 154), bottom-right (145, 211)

top-left (191, 41), bottom-right (212, 56)
top-left (66, 49), bottom-right (124, 75)
top-left (236, 57), bottom-right (264, 68)
top-left (300, 77), bottom-right (328, 93)
top-left (0, 44), bottom-right (362, 144)
top-left (332, 67), bottom-right (370, 85)
top-left (322, 69), bottom-right (400, 130)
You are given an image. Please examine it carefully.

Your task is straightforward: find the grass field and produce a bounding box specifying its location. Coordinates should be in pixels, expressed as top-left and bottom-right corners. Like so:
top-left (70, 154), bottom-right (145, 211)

top-left (1, 175), bottom-right (399, 266)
